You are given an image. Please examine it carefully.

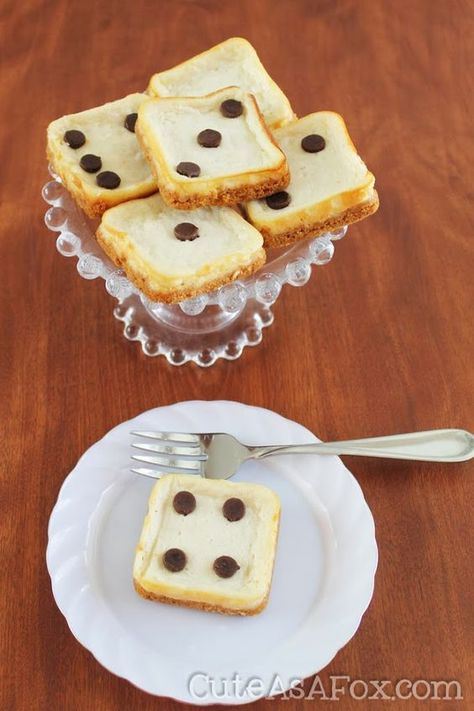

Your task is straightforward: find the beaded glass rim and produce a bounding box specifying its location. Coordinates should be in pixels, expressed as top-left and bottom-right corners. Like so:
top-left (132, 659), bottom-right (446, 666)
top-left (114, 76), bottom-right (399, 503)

top-left (42, 167), bottom-right (347, 366)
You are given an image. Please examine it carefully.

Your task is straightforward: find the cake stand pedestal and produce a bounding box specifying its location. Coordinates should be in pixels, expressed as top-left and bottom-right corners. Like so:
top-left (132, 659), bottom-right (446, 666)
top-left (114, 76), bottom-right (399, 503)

top-left (42, 169), bottom-right (346, 367)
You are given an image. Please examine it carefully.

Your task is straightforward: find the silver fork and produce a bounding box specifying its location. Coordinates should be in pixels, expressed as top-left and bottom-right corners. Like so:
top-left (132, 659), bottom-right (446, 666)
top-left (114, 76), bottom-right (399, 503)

top-left (130, 428), bottom-right (474, 480)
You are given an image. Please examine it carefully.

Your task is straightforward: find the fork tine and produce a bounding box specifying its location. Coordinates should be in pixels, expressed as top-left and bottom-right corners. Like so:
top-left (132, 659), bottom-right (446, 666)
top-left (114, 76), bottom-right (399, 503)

top-left (131, 454), bottom-right (202, 472)
top-left (131, 431), bottom-right (200, 444)
top-left (131, 442), bottom-right (206, 458)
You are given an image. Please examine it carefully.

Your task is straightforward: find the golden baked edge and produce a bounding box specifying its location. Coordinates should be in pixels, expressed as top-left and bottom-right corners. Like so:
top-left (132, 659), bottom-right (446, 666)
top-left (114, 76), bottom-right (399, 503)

top-left (46, 145), bottom-right (157, 219)
top-left (133, 579), bottom-right (270, 616)
top-left (155, 170), bottom-right (290, 211)
top-left (96, 223), bottom-right (266, 304)
top-left (252, 190), bottom-right (380, 249)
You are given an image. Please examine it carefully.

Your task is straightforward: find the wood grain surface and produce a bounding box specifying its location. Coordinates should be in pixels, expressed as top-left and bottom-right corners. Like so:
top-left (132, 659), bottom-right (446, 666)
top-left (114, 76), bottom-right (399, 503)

top-left (1, 0), bottom-right (473, 709)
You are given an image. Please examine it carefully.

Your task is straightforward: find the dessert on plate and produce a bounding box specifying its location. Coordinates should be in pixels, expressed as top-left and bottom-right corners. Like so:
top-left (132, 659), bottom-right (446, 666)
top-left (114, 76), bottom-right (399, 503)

top-left (46, 38), bottom-right (378, 304)
top-left (244, 112), bottom-right (379, 248)
top-left (97, 194), bottom-right (265, 303)
top-left (133, 474), bottom-right (281, 615)
top-left (147, 36), bottom-right (295, 129)
top-left (135, 86), bottom-right (289, 209)
top-left (46, 94), bottom-right (156, 217)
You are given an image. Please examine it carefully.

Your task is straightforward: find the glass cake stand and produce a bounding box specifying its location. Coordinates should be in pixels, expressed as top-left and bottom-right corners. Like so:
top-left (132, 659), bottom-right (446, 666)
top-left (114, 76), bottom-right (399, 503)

top-left (42, 166), bottom-right (347, 367)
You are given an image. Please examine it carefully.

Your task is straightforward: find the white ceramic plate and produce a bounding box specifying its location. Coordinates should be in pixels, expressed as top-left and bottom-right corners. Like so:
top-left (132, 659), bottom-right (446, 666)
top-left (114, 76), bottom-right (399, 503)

top-left (47, 401), bottom-right (377, 704)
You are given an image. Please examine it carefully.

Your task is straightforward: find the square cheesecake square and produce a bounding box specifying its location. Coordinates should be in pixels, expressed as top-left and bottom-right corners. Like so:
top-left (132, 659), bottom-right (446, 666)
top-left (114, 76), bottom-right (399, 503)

top-left (147, 37), bottom-right (295, 130)
top-left (244, 111), bottom-right (379, 248)
top-left (133, 474), bottom-right (281, 615)
top-left (135, 86), bottom-right (289, 209)
top-left (96, 194), bottom-right (265, 303)
top-left (47, 94), bottom-right (156, 218)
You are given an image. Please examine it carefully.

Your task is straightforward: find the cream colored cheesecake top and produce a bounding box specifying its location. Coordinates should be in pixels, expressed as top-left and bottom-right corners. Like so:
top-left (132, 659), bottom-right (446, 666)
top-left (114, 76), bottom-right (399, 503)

top-left (246, 111), bottom-right (375, 221)
top-left (47, 94), bottom-right (153, 191)
top-left (147, 37), bottom-right (294, 129)
top-left (100, 194), bottom-right (263, 279)
top-left (137, 87), bottom-right (286, 181)
top-left (133, 474), bottom-right (280, 609)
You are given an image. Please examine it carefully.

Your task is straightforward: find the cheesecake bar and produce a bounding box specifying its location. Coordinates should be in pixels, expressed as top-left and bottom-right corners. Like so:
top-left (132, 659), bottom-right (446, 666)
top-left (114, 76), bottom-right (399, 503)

top-left (244, 111), bottom-right (379, 248)
top-left (133, 474), bottom-right (281, 615)
top-left (47, 94), bottom-right (156, 217)
top-left (147, 37), bottom-right (295, 129)
top-left (136, 87), bottom-right (289, 209)
top-left (96, 194), bottom-right (266, 303)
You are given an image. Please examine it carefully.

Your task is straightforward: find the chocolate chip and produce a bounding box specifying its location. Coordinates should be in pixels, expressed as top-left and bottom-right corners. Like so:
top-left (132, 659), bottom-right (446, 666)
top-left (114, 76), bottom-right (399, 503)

top-left (301, 134), bottom-right (326, 153)
top-left (265, 191), bottom-right (291, 210)
top-left (223, 498), bottom-right (245, 522)
top-left (197, 129), bottom-right (222, 148)
top-left (176, 161), bottom-right (201, 178)
top-left (220, 99), bottom-right (243, 118)
top-left (213, 556), bottom-right (240, 578)
top-left (79, 154), bottom-right (102, 173)
top-left (96, 171), bottom-right (121, 189)
top-left (64, 130), bottom-right (86, 149)
top-left (124, 113), bottom-right (138, 132)
top-left (173, 490), bottom-right (196, 514)
top-left (174, 223), bottom-right (199, 242)
top-left (163, 548), bottom-right (186, 572)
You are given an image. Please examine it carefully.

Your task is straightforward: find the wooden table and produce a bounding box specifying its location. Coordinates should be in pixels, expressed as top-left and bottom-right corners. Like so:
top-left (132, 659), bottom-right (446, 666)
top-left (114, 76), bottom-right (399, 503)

top-left (2, 0), bottom-right (473, 708)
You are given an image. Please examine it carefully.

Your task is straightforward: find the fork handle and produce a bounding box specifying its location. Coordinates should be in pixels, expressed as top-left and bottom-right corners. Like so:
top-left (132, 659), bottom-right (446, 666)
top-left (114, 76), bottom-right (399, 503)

top-left (247, 428), bottom-right (474, 463)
